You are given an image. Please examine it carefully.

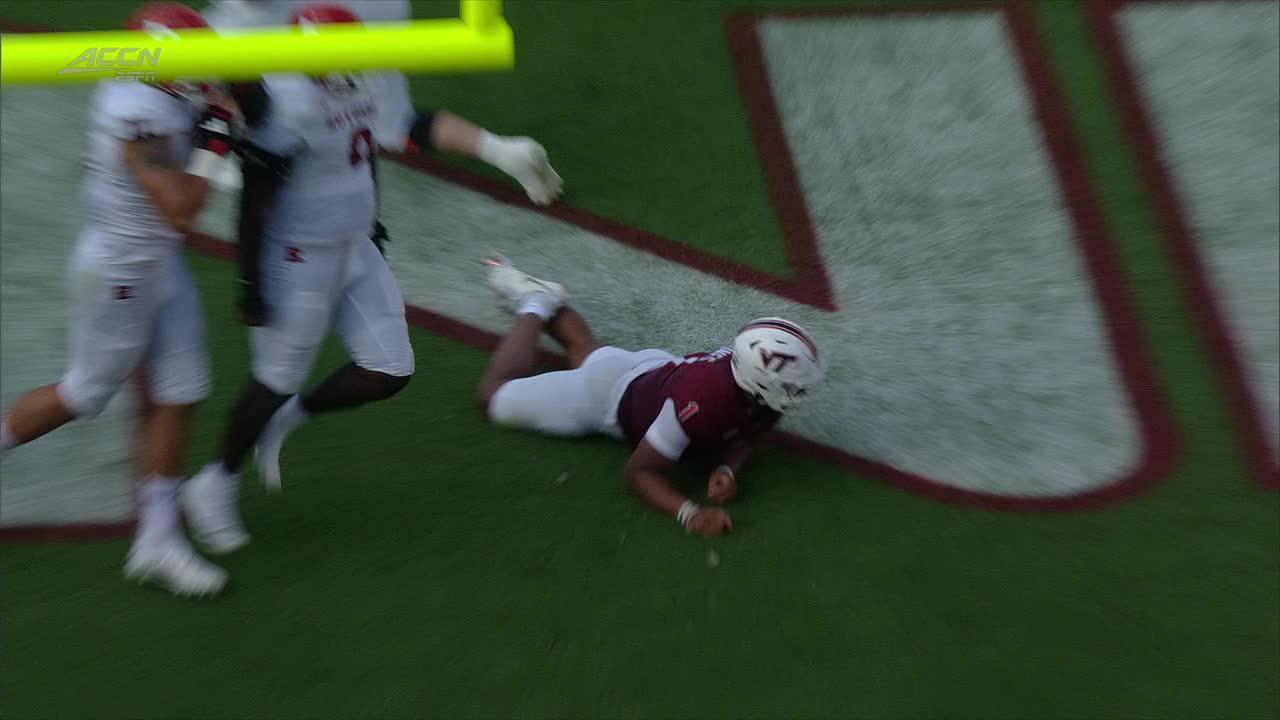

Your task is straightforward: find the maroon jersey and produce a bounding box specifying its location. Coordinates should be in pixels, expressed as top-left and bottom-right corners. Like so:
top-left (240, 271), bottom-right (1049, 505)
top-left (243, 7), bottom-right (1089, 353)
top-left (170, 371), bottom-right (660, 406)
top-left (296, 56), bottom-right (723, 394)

top-left (617, 348), bottom-right (780, 460)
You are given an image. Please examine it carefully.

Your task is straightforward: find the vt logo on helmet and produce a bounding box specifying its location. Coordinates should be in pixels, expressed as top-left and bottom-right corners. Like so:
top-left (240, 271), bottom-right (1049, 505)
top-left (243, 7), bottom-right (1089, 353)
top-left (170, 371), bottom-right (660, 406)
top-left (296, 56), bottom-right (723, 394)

top-left (730, 317), bottom-right (825, 412)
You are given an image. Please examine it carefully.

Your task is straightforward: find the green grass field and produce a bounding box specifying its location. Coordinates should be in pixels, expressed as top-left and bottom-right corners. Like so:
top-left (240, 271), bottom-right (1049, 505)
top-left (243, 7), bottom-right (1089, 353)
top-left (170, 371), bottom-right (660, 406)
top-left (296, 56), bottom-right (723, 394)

top-left (2, 1), bottom-right (1278, 718)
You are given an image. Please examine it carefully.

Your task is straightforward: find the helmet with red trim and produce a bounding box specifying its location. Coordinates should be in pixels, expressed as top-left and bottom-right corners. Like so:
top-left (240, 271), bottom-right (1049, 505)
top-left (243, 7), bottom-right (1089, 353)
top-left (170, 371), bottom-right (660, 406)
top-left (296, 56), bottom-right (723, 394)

top-left (289, 2), bottom-right (363, 94)
top-left (289, 1), bottom-right (361, 25)
top-left (125, 1), bottom-right (209, 32)
top-left (730, 317), bottom-right (824, 412)
top-left (125, 3), bottom-right (219, 108)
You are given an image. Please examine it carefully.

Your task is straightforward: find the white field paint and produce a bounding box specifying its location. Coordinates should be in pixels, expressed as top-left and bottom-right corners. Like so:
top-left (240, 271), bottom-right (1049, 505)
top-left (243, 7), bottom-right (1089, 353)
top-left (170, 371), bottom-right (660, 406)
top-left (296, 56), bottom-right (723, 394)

top-left (1120, 1), bottom-right (1279, 465)
top-left (0, 85), bottom-right (135, 526)
top-left (749, 12), bottom-right (1139, 495)
top-left (2, 12), bottom-right (1141, 526)
top-left (208, 12), bottom-right (1140, 498)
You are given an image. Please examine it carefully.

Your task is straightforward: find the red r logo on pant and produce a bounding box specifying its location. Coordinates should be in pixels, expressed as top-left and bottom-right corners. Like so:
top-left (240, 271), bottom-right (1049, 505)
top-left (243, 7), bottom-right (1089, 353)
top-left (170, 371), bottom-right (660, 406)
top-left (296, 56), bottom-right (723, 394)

top-left (114, 285), bottom-right (134, 300)
top-left (286, 247), bottom-right (304, 263)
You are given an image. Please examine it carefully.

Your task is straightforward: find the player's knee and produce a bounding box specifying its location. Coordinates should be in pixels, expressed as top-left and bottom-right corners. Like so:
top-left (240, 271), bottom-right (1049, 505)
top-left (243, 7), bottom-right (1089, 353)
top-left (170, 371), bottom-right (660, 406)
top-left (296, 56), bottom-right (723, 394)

top-left (477, 382), bottom-right (508, 423)
top-left (481, 382), bottom-right (581, 435)
top-left (56, 378), bottom-right (116, 418)
top-left (379, 371), bottom-right (412, 400)
top-left (356, 366), bottom-right (412, 401)
top-left (354, 341), bottom-right (415, 388)
top-left (147, 368), bottom-right (213, 408)
top-left (253, 363), bottom-right (308, 397)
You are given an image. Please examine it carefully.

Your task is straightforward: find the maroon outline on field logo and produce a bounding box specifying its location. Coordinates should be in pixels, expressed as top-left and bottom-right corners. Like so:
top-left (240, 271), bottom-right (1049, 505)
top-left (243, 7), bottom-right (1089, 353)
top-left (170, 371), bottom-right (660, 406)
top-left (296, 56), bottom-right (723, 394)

top-left (377, 2), bottom-right (1178, 514)
top-left (712, 1), bottom-right (1177, 512)
top-left (0, 2), bottom-right (1182, 542)
top-left (1085, 0), bottom-right (1279, 491)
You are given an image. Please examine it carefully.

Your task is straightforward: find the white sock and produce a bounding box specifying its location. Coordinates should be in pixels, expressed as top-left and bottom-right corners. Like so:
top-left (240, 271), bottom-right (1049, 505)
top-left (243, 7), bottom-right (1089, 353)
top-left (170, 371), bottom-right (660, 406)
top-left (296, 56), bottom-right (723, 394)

top-left (517, 291), bottom-right (555, 322)
top-left (135, 474), bottom-right (181, 546)
top-left (0, 416), bottom-right (16, 453)
top-left (266, 395), bottom-right (310, 442)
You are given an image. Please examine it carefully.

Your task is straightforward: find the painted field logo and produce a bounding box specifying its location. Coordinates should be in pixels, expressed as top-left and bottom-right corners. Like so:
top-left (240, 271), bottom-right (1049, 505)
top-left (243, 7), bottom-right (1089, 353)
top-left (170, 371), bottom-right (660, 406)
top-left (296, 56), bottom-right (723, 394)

top-left (59, 47), bottom-right (161, 80)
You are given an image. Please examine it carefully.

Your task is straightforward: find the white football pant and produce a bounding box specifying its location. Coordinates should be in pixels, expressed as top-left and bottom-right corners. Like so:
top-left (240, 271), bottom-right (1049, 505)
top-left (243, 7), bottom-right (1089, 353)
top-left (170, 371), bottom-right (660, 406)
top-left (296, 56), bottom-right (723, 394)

top-left (488, 347), bottom-right (675, 437)
top-left (251, 238), bottom-right (414, 395)
top-left (58, 231), bottom-right (212, 416)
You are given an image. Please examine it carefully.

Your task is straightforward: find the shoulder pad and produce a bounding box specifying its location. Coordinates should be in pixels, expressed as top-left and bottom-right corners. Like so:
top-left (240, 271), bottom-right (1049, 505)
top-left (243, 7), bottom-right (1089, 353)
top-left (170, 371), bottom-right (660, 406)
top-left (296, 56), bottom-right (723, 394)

top-left (93, 82), bottom-right (188, 140)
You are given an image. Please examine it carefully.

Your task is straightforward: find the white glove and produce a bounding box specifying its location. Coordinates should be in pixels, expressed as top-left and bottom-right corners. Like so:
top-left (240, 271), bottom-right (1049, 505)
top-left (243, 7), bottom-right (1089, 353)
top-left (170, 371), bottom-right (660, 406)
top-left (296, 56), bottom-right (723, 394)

top-left (478, 131), bottom-right (564, 206)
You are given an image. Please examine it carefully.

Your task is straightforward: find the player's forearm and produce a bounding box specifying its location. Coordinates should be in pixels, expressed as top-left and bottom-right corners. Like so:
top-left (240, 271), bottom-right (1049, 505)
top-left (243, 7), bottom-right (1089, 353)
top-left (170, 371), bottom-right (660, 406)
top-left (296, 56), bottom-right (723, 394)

top-left (236, 226), bottom-right (263, 285)
top-left (124, 136), bottom-right (211, 234)
top-left (625, 468), bottom-right (690, 519)
top-left (136, 171), bottom-right (209, 235)
top-left (422, 110), bottom-right (481, 156)
top-left (235, 170), bottom-right (275, 283)
top-left (236, 214), bottom-right (264, 285)
top-left (719, 439), bottom-right (755, 477)
top-left (406, 109), bottom-right (561, 206)
top-left (412, 111), bottom-right (523, 173)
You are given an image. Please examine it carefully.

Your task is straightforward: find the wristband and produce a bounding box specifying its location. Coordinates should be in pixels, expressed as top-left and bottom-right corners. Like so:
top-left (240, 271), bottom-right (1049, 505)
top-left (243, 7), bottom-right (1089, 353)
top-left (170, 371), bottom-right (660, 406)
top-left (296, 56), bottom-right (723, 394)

top-left (186, 149), bottom-right (242, 191)
top-left (676, 500), bottom-right (700, 529)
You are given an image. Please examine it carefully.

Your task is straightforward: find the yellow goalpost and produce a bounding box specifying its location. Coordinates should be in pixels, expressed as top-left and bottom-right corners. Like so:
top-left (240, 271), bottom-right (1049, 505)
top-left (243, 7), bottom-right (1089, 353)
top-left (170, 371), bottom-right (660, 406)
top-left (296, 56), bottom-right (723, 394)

top-left (0, 0), bottom-right (514, 85)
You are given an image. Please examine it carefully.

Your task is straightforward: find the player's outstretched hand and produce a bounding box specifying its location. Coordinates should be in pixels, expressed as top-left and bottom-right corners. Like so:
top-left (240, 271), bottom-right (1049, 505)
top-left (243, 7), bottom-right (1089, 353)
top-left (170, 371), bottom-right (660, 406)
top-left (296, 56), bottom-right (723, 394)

top-left (490, 136), bottom-right (563, 206)
top-left (688, 507), bottom-right (733, 538)
top-left (707, 467), bottom-right (738, 504)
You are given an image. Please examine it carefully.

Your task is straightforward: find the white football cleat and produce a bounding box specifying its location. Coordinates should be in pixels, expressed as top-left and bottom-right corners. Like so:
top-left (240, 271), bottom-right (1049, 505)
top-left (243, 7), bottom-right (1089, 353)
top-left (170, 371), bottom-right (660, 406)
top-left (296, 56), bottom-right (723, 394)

top-left (181, 463), bottom-right (250, 555)
top-left (484, 255), bottom-right (569, 313)
top-left (124, 536), bottom-right (228, 598)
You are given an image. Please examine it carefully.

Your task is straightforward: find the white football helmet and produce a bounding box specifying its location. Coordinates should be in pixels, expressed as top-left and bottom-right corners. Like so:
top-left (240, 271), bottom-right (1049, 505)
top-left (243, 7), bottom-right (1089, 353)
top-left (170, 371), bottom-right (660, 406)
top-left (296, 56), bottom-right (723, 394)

top-left (291, 3), bottom-right (365, 95)
top-left (730, 318), bottom-right (824, 412)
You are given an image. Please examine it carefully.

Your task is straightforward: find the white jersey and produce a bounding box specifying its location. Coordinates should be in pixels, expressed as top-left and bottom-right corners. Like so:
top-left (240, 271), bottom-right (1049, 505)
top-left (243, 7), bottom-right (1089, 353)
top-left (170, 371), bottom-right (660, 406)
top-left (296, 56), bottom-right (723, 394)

top-left (250, 74), bottom-right (378, 246)
top-left (203, 0), bottom-right (415, 150)
top-left (80, 81), bottom-right (196, 263)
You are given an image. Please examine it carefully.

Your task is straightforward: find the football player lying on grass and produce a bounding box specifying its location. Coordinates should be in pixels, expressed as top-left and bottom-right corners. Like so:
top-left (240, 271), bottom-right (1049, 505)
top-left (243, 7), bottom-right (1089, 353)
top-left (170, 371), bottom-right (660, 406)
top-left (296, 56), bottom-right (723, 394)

top-left (476, 257), bottom-right (825, 537)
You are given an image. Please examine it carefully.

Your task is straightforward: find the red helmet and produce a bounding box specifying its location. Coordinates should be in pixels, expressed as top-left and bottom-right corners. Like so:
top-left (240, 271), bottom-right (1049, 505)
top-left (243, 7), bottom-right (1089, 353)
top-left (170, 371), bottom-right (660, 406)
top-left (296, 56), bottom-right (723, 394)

top-left (291, 2), bottom-right (363, 94)
top-left (125, 2), bottom-right (208, 32)
top-left (290, 2), bottom-right (361, 26)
